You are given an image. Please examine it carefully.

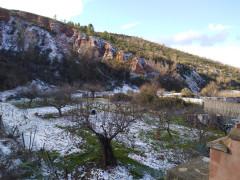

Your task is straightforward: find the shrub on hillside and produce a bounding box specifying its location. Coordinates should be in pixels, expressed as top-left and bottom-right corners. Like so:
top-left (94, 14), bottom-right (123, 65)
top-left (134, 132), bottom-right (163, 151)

top-left (129, 76), bottom-right (148, 87)
top-left (154, 97), bottom-right (187, 110)
top-left (201, 81), bottom-right (219, 97)
top-left (134, 83), bottom-right (158, 106)
top-left (181, 88), bottom-right (194, 97)
top-left (110, 93), bottom-right (132, 102)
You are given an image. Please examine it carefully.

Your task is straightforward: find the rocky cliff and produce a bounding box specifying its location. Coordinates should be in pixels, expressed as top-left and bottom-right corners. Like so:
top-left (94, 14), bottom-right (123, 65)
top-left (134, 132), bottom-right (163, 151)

top-left (0, 7), bottom-right (206, 92)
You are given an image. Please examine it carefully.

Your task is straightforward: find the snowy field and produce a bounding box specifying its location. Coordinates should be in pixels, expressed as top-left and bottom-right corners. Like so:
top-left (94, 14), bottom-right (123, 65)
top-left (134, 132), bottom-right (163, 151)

top-left (0, 83), bottom-right (220, 179)
top-left (0, 100), bottom-right (202, 179)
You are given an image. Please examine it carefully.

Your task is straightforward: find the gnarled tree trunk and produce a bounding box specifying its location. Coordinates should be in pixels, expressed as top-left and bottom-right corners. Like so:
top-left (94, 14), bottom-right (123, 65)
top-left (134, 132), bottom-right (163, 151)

top-left (57, 107), bottom-right (62, 117)
top-left (97, 134), bottom-right (117, 167)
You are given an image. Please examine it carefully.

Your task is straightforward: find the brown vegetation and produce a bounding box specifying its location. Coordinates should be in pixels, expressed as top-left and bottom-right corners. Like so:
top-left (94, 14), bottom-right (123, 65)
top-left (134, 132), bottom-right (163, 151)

top-left (181, 88), bottom-right (194, 97)
top-left (110, 93), bottom-right (133, 103)
top-left (201, 82), bottom-right (219, 97)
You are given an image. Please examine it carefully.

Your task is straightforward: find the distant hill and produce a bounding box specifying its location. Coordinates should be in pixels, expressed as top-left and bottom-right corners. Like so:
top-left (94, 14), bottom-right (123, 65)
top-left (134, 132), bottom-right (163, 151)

top-left (0, 7), bottom-right (239, 92)
top-left (97, 32), bottom-right (240, 90)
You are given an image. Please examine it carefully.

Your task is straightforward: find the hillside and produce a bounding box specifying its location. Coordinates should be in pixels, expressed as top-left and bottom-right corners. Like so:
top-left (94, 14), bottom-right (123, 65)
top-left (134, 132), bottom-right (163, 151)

top-left (0, 6), bottom-right (240, 180)
top-left (0, 7), bottom-right (239, 92)
top-left (98, 32), bottom-right (240, 90)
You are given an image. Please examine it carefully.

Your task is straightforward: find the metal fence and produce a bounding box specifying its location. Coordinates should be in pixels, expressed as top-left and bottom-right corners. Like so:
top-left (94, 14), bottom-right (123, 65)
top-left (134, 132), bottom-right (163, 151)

top-left (204, 100), bottom-right (240, 118)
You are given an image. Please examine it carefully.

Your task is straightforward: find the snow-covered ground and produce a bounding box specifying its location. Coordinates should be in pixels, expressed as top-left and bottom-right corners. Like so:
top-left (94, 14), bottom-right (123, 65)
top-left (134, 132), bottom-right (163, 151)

top-left (0, 87), bottom-right (207, 179)
top-left (113, 84), bottom-right (139, 94)
top-left (0, 80), bottom-right (53, 102)
top-left (72, 84), bottom-right (139, 98)
top-left (120, 122), bottom-right (199, 172)
top-left (89, 166), bottom-right (133, 180)
top-left (0, 103), bottom-right (82, 155)
top-left (0, 140), bottom-right (12, 155)
top-left (0, 102), bottom-right (162, 179)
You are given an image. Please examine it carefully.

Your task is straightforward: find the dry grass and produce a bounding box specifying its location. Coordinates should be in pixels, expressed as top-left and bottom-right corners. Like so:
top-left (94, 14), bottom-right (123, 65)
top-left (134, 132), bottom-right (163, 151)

top-left (217, 90), bottom-right (240, 98)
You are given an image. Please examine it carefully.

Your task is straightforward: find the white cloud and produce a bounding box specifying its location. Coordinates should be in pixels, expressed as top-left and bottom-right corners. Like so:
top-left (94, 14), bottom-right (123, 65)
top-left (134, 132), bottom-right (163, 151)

top-left (208, 23), bottom-right (231, 31)
top-left (156, 24), bottom-right (239, 68)
top-left (161, 24), bottom-right (230, 46)
top-left (171, 30), bottom-right (202, 43)
top-left (173, 44), bottom-right (240, 68)
top-left (0, 0), bottom-right (84, 20)
top-left (121, 22), bottom-right (140, 30)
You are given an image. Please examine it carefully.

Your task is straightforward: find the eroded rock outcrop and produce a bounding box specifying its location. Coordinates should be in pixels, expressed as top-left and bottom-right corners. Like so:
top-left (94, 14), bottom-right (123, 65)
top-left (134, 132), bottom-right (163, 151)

top-left (0, 7), bottom-right (206, 92)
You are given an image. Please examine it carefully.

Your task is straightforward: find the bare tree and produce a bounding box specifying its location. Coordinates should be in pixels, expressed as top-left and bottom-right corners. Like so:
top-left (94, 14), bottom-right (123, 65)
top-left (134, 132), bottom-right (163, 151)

top-left (18, 84), bottom-right (40, 107)
top-left (82, 82), bottom-right (103, 99)
top-left (186, 114), bottom-right (210, 143)
top-left (73, 101), bottom-right (141, 167)
top-left (43, 85), bottom-right (75, 117)
top-left (152, 110), bottom-right (172, 139)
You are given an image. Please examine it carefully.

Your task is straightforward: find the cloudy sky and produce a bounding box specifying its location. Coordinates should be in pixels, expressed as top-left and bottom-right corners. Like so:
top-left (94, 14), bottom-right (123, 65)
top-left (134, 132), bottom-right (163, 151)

top-left (1, 0), bottom-right (240, 68)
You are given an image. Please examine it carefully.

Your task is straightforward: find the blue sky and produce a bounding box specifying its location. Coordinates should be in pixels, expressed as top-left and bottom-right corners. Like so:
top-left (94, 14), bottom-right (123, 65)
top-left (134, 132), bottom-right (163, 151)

top-left (73, 0), bottom-right (239, 39)
top-left (1, 0), bottom-right (240, 67)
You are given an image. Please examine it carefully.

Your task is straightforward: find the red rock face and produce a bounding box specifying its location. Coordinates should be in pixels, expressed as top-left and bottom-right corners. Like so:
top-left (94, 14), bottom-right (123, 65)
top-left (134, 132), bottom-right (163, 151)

top-left (130, 57), bottom-right (155, 75)
top-left (116, 51), bottom-right (125, 61)
top-left (62, 27), bottom-right (74, 37)
top-left (0, 8), bottom-right (10, 22)
top-left (134, 63), bottom-right (146, 74)
top-left (0, 7), bottom-right (156, 76)
top-left (131, 58), bottom-right (146, 74)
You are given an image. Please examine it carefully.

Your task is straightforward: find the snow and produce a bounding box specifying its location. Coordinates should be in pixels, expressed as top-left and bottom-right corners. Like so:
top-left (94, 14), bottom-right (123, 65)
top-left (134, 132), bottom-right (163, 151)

top-left (0, 17), bottom-right (20, 51)
top-left (0, 103), bottom-right (82, 155)
top-left (182, 97), bottom-right (204, 105)
top-left (162, 92), bottom-right (182, 97)
top-left (113, 84), bottom-right (139, 94)
top-left (0, 17), bottom-right (63, 61)
top-left (90, 166), bottom-right (133, 180)
top-left (170, 124), bottom-right (198, 140)
top-left (183, 70), bottom-right (205, 93)
top-left (202, 157), bottom-right (210, 162)
top-left (72, 84), bottom-right (138, 98)
top-left (0, 80), bottom-right (53, 102)
top-left (0, 85), bottom-right (202, 178)
top-left (0, 140), bottom-right (12, 155)
top-left (0, 100), bottom-right (194, 175)
top-left (129, 153), bottom-right (175, 170)
top-left (26, 26), bottom-right (63, 61)
top-left (0, 89), bottom-right (18, 102)
top-left (114, 118), bottom-right (199, 172)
